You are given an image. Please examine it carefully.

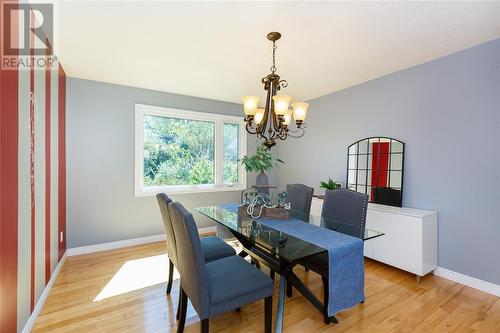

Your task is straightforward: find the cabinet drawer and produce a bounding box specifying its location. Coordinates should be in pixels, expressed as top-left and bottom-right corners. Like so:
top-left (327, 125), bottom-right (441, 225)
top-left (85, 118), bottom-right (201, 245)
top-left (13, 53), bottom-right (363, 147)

top-left (371, 210), bottom-right (422, 274)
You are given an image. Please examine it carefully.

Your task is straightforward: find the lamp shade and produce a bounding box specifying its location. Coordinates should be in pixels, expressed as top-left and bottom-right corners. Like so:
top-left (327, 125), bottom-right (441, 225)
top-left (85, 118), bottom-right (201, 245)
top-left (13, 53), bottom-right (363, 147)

top-left (272, 95), bottom-right (292, 116)
top-left (292, 102), bottom-right (309, 121)
top-left (242, 96), bottom-right (259, 116)
top-left (254, 108), bottom-right (265, 125)
top-left (283, 109), bottom-right (293, 126)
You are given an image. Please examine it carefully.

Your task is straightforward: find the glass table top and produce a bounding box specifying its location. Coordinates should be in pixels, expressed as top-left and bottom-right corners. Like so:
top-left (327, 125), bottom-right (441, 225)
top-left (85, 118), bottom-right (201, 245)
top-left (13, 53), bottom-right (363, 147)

top-left (195, 205), bottom-right (384, 263)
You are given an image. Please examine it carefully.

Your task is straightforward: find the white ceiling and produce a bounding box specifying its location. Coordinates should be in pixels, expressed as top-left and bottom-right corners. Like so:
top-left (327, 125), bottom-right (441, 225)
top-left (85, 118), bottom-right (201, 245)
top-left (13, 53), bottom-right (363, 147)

top-left (57, 1), bottom-right (500, 104)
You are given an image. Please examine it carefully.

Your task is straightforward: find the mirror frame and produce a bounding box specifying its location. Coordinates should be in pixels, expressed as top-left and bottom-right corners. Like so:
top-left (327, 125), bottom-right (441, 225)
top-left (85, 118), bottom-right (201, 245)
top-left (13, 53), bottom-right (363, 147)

top-left (346, 136), bottom-right (405, 207)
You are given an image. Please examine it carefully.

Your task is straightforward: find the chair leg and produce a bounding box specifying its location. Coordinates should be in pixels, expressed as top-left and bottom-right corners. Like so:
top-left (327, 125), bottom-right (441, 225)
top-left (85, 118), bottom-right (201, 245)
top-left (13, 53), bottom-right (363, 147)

top-left (177, 287), bottom-right (187, 333)
top-left (167, 259), bottom-right (174, 295)
top-left (322, 276), bottom-right (338, 324)
top-left (176, 288), bottom-right (182, 320)
top-left (322, 276), bottom-right (329, 324)
top-left (286, 276), bottom-right (292, 297)
top-left (201, 318), bottom-right (209, 333)
top-left (264, 296), bottom-right (272, 333)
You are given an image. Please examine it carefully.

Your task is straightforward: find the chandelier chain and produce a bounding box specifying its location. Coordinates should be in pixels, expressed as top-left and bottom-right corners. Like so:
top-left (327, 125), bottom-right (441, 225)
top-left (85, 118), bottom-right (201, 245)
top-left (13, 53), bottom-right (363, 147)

top-left (270, 41), bottom-right (277, 73)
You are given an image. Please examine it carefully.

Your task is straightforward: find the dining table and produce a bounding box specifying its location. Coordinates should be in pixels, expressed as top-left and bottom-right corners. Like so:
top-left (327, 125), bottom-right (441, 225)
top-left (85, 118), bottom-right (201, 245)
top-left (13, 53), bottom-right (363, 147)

top-left (196, 204), bottom-right (385, 333)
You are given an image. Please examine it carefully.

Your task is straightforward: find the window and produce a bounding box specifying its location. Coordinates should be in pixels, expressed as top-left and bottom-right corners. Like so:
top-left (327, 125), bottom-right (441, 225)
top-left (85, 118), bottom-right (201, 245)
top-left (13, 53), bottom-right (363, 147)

top-left (135, 104), bottom-right (246, 195)
top-left (223, 123), bottom-right (239, 184)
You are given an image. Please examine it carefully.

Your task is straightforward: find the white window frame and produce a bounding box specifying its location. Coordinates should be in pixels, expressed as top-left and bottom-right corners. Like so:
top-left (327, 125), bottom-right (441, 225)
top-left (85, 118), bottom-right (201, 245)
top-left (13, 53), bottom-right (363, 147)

top-left (135, 103), bottom-right (247, 196)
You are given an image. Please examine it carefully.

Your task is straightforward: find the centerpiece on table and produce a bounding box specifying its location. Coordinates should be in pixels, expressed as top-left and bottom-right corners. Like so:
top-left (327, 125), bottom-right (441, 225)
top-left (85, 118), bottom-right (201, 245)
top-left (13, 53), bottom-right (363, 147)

top-left (239, 188), bottom-right (290, 220)
top-left (239, 145), bottom-right (289, 219)
top-left (239, 145), bottom-right (283, 194)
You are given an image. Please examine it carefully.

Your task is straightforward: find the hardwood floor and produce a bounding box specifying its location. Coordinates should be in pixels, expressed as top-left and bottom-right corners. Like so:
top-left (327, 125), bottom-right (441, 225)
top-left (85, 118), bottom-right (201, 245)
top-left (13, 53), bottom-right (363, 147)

top-left (33, 241), bottom-right (500, 333)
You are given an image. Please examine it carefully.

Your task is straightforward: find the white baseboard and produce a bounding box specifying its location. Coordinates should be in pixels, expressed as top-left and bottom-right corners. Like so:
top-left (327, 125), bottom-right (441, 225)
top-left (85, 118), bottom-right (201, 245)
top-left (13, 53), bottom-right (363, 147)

top-left (66, 226), bottom-right (217, 256)
top-left (21, 253), bottom-right (67, 333)
top-left (434, 266), bottom-right (500, 297)
top-left (66, 234), bottom-right (166, 256)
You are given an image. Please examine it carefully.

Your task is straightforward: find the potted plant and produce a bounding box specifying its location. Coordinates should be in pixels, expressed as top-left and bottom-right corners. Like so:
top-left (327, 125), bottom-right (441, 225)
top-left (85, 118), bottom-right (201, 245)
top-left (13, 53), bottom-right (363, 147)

top-left (320, 178), bottom-right (341, 192)
top-left (240, 145), bottom-right (284, 189)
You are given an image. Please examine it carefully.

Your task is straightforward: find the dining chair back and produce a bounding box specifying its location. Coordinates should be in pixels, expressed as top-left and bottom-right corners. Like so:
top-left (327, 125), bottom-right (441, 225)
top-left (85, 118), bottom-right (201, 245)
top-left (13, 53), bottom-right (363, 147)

top-left (169, 202), bottom-right (211, 319)
top-left (169, 202), bottom-right (273, 333)
top-left (156, 193), bottom-right (178, 267)
top-left (295, 188), bottom-right (368, 324)
top-left (321, 188), bottom-right (369, 237)
top-left (286, 183), bottom-right (314, 214)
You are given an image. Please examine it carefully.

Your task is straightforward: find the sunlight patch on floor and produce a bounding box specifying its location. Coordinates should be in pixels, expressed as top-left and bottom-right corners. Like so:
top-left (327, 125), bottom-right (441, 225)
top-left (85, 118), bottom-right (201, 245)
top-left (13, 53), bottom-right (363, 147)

top-left (94, 254), bottom-right (179, 301)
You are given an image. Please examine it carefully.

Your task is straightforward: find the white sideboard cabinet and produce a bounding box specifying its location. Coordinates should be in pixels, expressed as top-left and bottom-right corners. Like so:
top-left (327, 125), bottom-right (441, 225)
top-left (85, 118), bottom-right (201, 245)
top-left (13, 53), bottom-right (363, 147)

top-left (311, 197), bottom-right (438, 281)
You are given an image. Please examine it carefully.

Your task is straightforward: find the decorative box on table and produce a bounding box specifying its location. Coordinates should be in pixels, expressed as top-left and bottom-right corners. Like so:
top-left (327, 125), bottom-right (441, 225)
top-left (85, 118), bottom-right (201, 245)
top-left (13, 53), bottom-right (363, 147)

top-left (238, 205), bottom-right (290, 220)
top-left (239, 186), bottom-right (290, 220)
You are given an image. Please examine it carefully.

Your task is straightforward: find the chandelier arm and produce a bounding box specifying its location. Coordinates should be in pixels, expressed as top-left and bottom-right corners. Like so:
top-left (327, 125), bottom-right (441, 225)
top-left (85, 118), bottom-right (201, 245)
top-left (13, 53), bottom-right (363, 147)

top-left (282, 125), bottom-right (289, 139)
top-left (276, 115), bottom-right (286, 133)
top-left (268, 126), bottom-right (277, 141)
top-left (271, 80), bottom-right (279, 131)
top-left (279, 80), bottom-right (288, 89)
top-left (286, 126), bottom-right (305, 138)
top-left (260, 81), bottom-right (272, 136)
top-left (258, 125), bottom-right (269, 139)
top-left (268, 121), bottom-right (282, 146)
top-left (245, 122), bottom-right (259, 135)
top-left (272, 123), bottom-right (284, 141)
top-left (277, 128), bottom-right (288, 141)
top-left (287, 122), bottom-right (307, 133)
top-left (257, 132), bottom-right (268, 142)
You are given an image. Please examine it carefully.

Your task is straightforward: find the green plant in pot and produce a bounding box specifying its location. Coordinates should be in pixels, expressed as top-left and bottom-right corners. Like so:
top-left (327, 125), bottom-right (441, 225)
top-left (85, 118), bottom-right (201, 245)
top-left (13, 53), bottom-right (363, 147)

top-left (320, 178), bottom-right (340, 192)
top-left (240, 145), bottom-right (284, 193)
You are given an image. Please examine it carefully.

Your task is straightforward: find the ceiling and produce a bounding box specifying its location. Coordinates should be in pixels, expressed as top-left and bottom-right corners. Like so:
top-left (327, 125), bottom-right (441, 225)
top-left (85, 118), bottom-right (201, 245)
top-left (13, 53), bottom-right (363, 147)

top-left (56, 1), bottom-right (500, 104)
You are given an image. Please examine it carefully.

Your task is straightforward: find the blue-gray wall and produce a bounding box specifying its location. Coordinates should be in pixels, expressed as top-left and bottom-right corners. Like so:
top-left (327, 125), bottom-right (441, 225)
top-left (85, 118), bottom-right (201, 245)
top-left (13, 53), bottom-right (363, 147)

top-left (278, 39), bottom-right (500, 284)
top-left (66, 78), bottom-right (270, 247)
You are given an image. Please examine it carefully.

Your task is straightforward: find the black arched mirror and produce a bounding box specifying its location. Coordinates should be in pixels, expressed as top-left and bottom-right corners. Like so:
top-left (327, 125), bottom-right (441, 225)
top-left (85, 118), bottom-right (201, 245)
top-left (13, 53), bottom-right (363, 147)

top-left (347, 137), bottom-right (404, 207)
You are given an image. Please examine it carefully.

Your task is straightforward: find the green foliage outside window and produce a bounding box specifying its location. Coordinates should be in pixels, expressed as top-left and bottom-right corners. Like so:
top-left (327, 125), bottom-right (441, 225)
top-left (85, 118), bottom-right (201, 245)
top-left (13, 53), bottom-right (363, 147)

top-left (143, 115), bottom-right (215, 186)
top-left (223, 123), bottom-right (239, 183)
top-left (143, 115), bottom-right (240, 187)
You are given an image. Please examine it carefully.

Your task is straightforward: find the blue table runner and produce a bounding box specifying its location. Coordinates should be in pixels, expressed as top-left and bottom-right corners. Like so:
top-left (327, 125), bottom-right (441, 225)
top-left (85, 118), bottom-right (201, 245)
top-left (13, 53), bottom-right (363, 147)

top-left (224, 204), bottom-right (365, 316)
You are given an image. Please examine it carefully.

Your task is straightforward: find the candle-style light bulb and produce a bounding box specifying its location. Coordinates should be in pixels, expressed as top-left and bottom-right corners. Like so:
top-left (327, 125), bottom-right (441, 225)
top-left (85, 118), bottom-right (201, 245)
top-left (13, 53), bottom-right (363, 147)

top-left (242, 96), bottom-right (259, 116)
top-left (272, 95), bottom-right (292, 116)
top-left (254, 108), bottom-right (265, 125)
top-left (292, 102), bottom-right (308, 121)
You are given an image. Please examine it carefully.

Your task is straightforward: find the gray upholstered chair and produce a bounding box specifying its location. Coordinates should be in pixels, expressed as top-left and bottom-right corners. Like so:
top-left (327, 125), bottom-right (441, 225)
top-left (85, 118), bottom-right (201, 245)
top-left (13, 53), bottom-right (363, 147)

top-left (321, 188), bottom-right (369, 235)
top-left (280, 184), bottom-right (314, 291)
top-left (298, 188), bottom-right (369, 323)
top-left (156, 193), bottom-right (178, 295)
top-left (156, 194), bottom-right (236, 314)
top-left (169, 202), bottom-right (274, 333)
top-left (286, 183), bottom-right (314, 215)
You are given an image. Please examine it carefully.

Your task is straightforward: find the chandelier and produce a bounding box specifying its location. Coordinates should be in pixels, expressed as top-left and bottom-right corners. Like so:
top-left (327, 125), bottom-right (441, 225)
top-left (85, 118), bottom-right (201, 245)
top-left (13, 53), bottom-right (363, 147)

top-left (242, 32), bottom-right (308, 149)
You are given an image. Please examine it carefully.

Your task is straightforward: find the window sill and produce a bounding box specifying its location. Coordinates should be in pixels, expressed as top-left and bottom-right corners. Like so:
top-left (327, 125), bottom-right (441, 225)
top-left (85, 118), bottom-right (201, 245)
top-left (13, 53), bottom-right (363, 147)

top-left (135, 184), bottom-right (246, 197)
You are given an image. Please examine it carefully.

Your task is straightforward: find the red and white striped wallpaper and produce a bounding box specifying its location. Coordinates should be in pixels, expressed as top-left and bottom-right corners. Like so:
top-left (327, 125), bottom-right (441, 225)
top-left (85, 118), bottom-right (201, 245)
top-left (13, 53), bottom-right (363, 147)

top-left (1, 1), bottom-right (67, 332)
